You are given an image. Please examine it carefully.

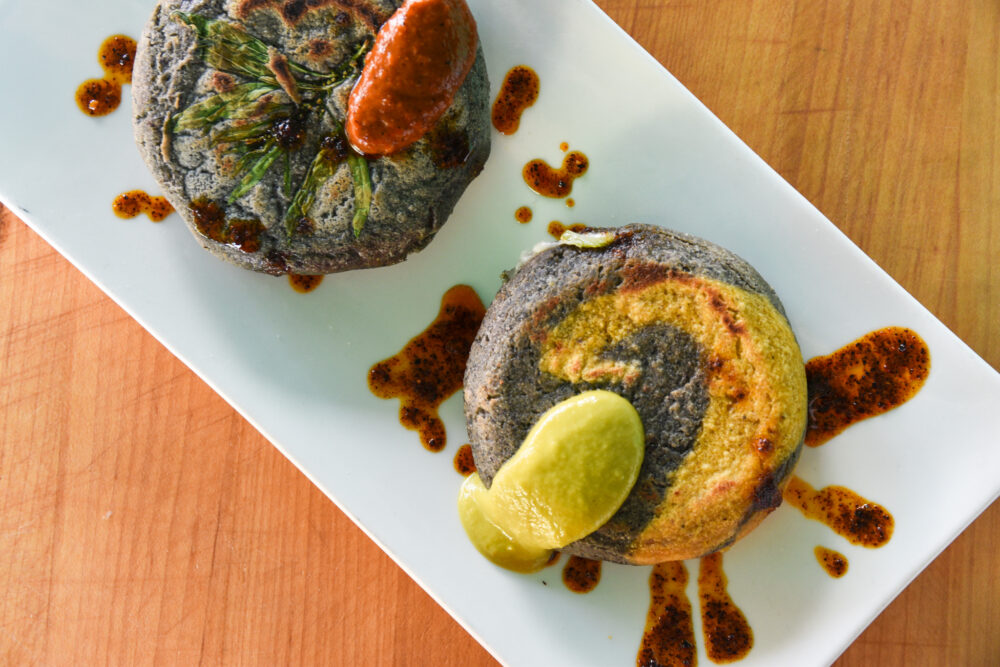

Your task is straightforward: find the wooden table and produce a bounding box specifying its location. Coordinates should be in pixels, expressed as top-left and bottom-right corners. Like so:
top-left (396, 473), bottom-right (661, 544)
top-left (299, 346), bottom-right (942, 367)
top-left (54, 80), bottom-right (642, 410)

top-left (2, 1), bottom-right (998, 664)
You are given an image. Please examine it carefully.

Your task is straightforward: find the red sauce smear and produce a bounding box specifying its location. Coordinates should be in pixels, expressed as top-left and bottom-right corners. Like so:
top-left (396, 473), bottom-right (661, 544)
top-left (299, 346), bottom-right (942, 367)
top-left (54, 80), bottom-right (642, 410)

top-left (76, 35), bottom-right (136, 116)
top-left (491, 66), bottom-right (540, 135)
top-left (562, 556), bottom-right (601, 594)
top-left (637, 561), bottom-right (696, 667)
top-left (547, 221), bottom-right (587, 239)
top-left (783, 476), bottom-right (894, 547)
top-left (814, 546), bottom-right (849, 578)
top-left (288, 274), bottom-right (324, 293)
top-left (368, 285), bottom-right (485, 451)
top-left (523, 151), bottom-right (589, 198)
top-left (453, 443), bottom-right (476, 476)
top-left (112, 191), bottom-right (174, 222)
top-left (806, 327), bottom-right (930, 446)
top-left (347, 0), bottom-right (478, 155)
top-left (515, 206), bottom-right (533, 224)
top-left (699, 552), bottom-right (753, 663)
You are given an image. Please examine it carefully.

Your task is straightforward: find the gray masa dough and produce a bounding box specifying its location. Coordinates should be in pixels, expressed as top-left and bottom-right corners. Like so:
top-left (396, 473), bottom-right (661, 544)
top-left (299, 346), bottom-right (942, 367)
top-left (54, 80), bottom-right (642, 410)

top-left (464, 224), bottom-right (805, 563)
top-left (132, 0), bottom-right (490, 275)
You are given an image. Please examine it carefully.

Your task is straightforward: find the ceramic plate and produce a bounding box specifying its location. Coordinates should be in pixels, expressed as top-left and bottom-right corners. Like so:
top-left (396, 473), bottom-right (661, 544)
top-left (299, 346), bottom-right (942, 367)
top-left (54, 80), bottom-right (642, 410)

top-left (1, 1), bottom-right (998, 664)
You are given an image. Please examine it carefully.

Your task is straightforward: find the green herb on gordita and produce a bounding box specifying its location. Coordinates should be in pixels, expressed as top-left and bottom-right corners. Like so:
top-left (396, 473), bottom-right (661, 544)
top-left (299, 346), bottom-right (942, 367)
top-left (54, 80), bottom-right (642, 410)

top-left (347, 153), bottom-right (371, 238)
top-left (169, 12), bottom-right (373, 239)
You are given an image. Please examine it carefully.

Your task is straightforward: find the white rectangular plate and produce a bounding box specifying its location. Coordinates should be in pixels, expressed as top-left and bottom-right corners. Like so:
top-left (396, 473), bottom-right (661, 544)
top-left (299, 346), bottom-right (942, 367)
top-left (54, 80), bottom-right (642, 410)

top-left (1, 1), bottom-right (998, 665)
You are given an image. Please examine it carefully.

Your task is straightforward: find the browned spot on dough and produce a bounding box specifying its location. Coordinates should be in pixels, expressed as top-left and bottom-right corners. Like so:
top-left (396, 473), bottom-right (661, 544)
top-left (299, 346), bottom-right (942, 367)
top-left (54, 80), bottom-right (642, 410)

top-left (427, 117), bottom-right (471, 169)
top-left (235, 0), bottom-right (270, 14)
top-left (706, 288), bottom-right (745, 334)
top-left (526, 295), bottom-right (563, 343)
top-left (265, 249), bottom-right (291, 274)
top-left (210, 71), bottom-right (237, 93)
top-left (751, 472), bottom-right (783, 512)
top-left (307, 38), bottom-right (334, 60)
top-left (234, 0), bottom-right (388, 30)
top-left (267, 47), bottom-right (301, 103)
top-left (282, 0), bottom-right (308, 22)
top-left (618, 262), bottom-right (671, 292)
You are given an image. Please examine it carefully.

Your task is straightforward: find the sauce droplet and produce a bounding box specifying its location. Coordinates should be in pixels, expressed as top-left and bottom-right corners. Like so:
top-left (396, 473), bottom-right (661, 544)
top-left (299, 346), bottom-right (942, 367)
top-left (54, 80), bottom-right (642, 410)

top-left (559, 142), bottom-right (569, 152)
top-left (783, 476), bottom-right (894, 547)
top-left (288, 274), bottom-right (324, 293)
top-left (814, 546), bottom-right (848, 578)
top-left (566, 198), bottom-right (575, 208)
top-left (637, 561), bottom-right (696, 667)
top-left (112, 190), bottom-right (174, 222)
top-left (453, 443), bottom-right (476, 476)
top-left (368, 285), bottom-right (485, 451)
top-left (562, 556), bottom-right (602, 594)
top-left (76, 35), bottom-right (136, 116)
top-left (515, 206), bottom-right (533, 224)
top-left (491, 65), bottom-right (540, 135)
top-left (547, 221), bottom-right (587, 239)
top-left (523, 151), bottom-right (589, 198)
top-left (699, 552), bottom-right (753, 663)
top-left (806, 327), bottom-right (930, 446)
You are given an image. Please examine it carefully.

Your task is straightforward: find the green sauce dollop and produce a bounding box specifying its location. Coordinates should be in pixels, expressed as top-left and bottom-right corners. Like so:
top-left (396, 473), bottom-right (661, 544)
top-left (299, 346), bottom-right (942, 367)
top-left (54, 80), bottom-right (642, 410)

top-left (458, 390), bottom-right (644, 572)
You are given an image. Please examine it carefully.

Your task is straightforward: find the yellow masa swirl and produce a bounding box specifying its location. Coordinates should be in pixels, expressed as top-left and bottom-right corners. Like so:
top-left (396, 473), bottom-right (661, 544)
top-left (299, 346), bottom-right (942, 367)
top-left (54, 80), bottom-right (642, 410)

top-left (539, 271), bottom-right (807, 563)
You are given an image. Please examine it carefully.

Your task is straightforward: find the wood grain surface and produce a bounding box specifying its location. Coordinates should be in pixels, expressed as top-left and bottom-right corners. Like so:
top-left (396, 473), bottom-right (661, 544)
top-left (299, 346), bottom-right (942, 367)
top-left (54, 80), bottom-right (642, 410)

top-left (2, 0), bottom-right (998, 665)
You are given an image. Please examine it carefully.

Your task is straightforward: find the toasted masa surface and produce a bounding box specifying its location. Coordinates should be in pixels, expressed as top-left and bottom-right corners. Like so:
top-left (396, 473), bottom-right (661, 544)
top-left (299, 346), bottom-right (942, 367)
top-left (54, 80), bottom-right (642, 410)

top-left (133, 0), bottom-right (489, 275)
top-left (464, 224), bottom-right (808, 564)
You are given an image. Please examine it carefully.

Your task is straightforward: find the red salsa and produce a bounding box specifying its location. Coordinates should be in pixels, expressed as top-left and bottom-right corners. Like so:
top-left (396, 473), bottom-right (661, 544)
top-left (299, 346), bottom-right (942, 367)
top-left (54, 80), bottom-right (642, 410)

top-left (347, 0), bottom-right (478, 155)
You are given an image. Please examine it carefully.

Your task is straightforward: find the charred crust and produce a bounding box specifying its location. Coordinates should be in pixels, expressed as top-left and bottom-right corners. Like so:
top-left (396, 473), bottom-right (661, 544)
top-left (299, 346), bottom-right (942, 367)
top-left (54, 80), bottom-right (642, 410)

top-left (209, 71), bottom-right (236, 93)
top-left (306, 38), bottom-right (334, 60)
top-left (234, 0), bottom-right (390, 31)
